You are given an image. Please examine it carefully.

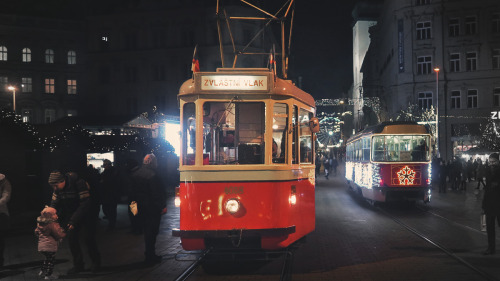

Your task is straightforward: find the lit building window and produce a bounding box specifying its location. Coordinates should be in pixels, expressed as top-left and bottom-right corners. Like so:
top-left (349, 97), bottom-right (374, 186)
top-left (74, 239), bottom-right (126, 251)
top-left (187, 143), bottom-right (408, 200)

top-left (418, 92), bottom-right (433, 110)
top-left (67, 79), bottom-right (77, 94)
top-left (493, 49), bottom-right (500, 69)
top-left (0, 46), bottom-right (7, 61)
top-left (22, 77), bottom-right (32, 92)
top-left (451, 90), bottom-right (461, 109)
top-left (465, 16), bottom-right (477, 35)
top-left (449, 18), bottom-right (459, 37)
top-left (492, 13), bottom-right (500, 33)
top-left (494, 88), bottom-right (500, 107)
top-left (45, 78), bottom-right (55, 94)
top-left (45, 108), bottom-right (56, 123)
top-left (22, 48), bottom-right (31, 62)
top-left (45, 49), bottom-right (54, 63)
top-left (467, 89), bottom-right (478, 108)
top-left (417, 56), bottom-right (432, 74)
top-left (416, 21), bottom-right (431, 40)
top-left (449, 53), bottom-right (460, 72)
top-left (466, 52), bottom-right (477, 71)
top-left (68, 50), bottom-right (76, 64)
top-left (67, 110), bottom-right (77, 117)
top-left (22, 109), bottom-right (32, 123)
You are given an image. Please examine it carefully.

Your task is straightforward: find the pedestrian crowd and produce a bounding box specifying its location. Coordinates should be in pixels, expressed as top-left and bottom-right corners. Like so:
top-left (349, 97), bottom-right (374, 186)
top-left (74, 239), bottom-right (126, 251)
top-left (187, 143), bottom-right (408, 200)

top-left (434, 156), bottom-right (489, 193)
top-left (0, 153), bottom-right (167, 279)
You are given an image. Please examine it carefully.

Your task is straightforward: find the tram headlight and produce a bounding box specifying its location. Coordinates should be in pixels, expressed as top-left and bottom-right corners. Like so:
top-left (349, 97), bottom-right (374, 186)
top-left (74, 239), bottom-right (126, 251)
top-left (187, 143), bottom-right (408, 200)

top-left (225, 199), bottom-right (240, 214)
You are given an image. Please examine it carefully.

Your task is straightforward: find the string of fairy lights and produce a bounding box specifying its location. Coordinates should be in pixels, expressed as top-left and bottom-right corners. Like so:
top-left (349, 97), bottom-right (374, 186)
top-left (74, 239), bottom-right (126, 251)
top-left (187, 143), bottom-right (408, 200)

top-left (0, 109), bottom-right (174, 154)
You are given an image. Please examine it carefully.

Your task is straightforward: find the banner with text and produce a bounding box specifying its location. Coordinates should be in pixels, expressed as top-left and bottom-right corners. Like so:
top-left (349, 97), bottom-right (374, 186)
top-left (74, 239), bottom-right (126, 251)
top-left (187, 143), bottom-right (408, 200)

top-left (200, 75), bottom-right (268, 91)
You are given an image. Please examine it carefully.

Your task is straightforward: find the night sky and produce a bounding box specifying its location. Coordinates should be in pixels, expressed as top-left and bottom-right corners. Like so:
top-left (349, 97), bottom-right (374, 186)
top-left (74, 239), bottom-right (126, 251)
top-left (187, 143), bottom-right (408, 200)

top-left (3, 0), bottom-right (357, 100)
top-left (291, 1), bottom-right (356, 99)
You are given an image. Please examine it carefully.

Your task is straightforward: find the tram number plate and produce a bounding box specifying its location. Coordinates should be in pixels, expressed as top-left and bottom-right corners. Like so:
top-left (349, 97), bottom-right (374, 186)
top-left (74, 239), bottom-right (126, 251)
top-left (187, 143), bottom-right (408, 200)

top-left (225, 186), bottom-right (244, 195)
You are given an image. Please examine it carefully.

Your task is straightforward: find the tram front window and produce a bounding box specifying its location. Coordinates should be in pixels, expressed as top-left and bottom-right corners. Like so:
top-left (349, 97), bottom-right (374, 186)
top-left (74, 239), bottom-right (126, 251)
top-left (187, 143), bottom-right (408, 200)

top-left (372, 135), bottom-right (430, 162)
top-left (202, 102), bottom-right (265, 165)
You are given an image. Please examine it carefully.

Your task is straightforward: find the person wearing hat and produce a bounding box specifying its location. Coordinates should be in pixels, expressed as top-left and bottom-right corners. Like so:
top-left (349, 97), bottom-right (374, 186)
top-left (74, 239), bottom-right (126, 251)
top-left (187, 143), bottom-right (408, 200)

top-left (48, 170), bottom-right (101, 273)
top-left (0, 173), bottom-right (11, 268)
top-left (131, 154), bottom-right (167, 265)
top-left (35, 206), bottom-right (66, 279)
top-left (482, 152), bottom-right (500, 255)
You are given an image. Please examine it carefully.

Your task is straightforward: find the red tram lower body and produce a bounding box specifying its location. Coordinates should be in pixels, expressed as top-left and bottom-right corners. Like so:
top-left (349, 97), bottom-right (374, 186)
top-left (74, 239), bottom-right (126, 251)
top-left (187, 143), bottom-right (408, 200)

top-left (173, 178), bottom-right (315, 250)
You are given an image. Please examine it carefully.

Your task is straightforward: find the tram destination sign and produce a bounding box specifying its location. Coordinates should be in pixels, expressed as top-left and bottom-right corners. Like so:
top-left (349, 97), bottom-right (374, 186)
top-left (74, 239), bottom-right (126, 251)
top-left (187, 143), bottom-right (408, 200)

top-left (200, 75), bottom-right (268, 91)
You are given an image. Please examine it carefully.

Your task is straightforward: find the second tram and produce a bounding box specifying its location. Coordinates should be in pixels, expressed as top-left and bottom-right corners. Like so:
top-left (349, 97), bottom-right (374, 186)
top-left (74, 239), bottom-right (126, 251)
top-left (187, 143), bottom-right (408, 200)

top-left (173, 68), bottom-right (319, 250)
top-left (345, 122), bottom-right (432, 203)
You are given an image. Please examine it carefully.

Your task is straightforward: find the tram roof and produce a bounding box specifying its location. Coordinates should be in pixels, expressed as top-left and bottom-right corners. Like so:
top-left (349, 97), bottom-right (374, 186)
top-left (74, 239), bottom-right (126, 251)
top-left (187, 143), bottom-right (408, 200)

top-left (178, 68), bottom-right (315, 107)
top-left (347, 121), bottom-right (430, 143)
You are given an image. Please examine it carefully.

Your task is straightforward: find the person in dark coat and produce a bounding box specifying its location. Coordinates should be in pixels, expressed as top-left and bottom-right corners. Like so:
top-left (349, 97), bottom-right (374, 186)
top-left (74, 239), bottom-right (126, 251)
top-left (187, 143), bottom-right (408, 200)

top-left (0, 173), bottom-right (11, 268)
top-left (131, 154), bottom-right (167, 264)
top-left (482, 153), bottom-right (500, 255)
top-left (438, 160), bottom-right (447, 193)
top-left (35, 206), bottom-right (66, 279)
top-left (100, 159), bottom-right (120, 230)
top-left (476, 159), bottom-right (486, 190)
top-left (48, 171), bottom-right (101, 274)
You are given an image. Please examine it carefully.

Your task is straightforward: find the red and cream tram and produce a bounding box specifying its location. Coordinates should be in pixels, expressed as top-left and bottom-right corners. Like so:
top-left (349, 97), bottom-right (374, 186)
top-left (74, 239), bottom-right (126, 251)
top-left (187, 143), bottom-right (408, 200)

top-left (345, 122), bottom-right (432, 203)
top-left (172, 68), bottom-right (319, 250)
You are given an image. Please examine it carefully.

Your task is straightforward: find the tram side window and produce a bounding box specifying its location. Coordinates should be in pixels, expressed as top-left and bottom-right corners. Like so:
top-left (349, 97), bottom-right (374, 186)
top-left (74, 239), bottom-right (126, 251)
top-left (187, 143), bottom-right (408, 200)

top-left (202, 101), bottom-right (265, 165)
top-left (273, 103), bottom-right (288, 164)
top-left (292, 106), bottom-right (299, 164)
top-left (182, 103), bottom-right (196, 165)
top-left (299, 109), bottom-right (313, 163)
top-left (363, 138), bottom-right (370, 161)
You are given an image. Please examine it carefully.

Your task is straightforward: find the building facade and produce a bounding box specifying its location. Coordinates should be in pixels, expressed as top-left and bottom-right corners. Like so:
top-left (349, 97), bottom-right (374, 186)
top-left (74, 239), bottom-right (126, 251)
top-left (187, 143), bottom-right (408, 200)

top-left (0, 14), bottom-right (85, 124)
top-left (84, 0), bottom-right (270, 118)
top-left (361, 0), bottom-right (500, 160)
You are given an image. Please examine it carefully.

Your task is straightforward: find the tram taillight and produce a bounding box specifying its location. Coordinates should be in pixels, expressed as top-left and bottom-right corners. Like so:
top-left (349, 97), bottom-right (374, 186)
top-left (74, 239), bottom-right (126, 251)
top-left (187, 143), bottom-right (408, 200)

top-left (289, 186), bottom-right (297, 205)
top-left (175, 186), bottom-right (181, 207)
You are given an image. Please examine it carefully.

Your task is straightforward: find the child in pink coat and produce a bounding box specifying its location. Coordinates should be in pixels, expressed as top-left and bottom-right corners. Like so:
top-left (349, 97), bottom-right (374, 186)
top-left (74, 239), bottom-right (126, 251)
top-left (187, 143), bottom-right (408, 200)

top-left (35, 206), bottom-right (66, 279)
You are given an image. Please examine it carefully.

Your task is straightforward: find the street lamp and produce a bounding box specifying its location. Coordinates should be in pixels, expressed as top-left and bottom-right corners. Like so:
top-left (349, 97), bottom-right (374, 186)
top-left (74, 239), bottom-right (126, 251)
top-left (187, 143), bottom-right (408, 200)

top-left (7, 85), bottom-right (16, 114)
top-left (433, 67), bottom-right (440, 157)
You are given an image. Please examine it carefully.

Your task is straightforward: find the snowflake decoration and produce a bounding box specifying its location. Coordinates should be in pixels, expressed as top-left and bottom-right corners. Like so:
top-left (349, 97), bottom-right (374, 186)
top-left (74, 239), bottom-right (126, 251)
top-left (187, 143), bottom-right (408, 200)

top-left (397, 166), bottom-right (416, 185)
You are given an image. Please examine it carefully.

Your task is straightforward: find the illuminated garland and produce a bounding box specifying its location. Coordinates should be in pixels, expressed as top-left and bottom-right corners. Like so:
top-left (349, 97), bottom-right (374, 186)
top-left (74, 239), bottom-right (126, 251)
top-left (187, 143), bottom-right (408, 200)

top-left (0, 109), bottom-right (174, 154)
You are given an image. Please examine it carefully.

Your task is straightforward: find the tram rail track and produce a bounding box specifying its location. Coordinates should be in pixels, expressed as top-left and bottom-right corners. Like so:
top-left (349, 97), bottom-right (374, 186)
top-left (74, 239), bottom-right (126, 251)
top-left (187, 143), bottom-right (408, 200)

top-left (378, 206), bottom-right (499, 281)
top-left (173, 248), bottom-right (294, 281)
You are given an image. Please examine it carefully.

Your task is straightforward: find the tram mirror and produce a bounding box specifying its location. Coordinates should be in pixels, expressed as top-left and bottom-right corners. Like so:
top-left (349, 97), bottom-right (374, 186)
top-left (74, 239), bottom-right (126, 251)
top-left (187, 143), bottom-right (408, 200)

top-left (309, 117), bottom-right (320, 133)
top-left (203, 103), bottom-right (210, 116)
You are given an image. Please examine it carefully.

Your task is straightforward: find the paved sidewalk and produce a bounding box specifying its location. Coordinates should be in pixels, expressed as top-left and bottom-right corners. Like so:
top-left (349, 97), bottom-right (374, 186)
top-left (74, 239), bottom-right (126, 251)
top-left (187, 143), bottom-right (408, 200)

top-left (0, 196), bottom-right (191, 281)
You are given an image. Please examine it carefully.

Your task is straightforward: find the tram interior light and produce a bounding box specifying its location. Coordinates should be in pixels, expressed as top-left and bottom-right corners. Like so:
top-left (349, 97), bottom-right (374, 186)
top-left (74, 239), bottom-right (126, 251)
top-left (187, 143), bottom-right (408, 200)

top-left (225, 199), bottom-right (240, 214)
